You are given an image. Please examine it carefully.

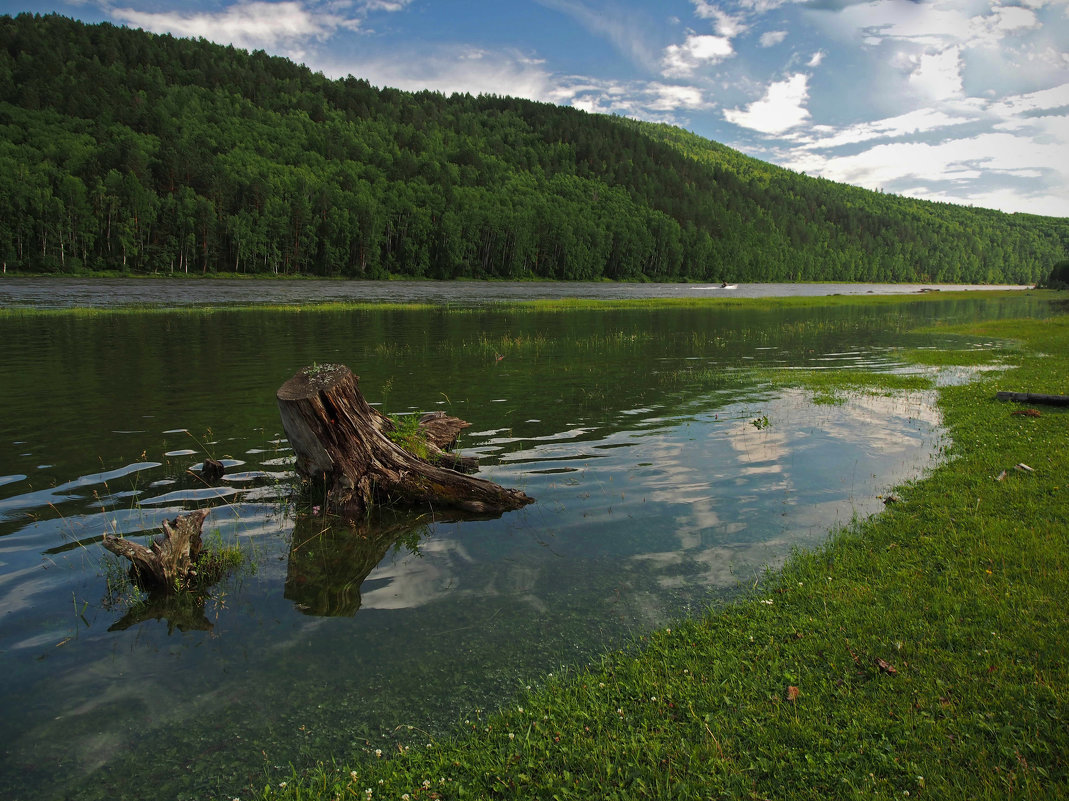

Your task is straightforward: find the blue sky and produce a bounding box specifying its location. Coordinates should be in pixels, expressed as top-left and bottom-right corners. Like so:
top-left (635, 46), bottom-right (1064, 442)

top-left (6, 0), bottom-right (1068, 217)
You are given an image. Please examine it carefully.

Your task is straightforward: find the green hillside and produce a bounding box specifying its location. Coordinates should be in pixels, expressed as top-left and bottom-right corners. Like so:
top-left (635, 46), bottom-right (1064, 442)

top-left (1, 13), bottom-right (1065, 282)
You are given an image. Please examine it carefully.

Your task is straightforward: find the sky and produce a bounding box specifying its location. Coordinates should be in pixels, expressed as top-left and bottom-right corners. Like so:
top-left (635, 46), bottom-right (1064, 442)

top-left (5, 0), bottom-right (1068, 217)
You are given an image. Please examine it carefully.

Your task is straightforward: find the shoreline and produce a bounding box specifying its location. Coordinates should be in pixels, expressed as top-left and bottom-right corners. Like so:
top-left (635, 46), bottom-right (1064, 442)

top-left (254, 309), bottom-right (1068, 800)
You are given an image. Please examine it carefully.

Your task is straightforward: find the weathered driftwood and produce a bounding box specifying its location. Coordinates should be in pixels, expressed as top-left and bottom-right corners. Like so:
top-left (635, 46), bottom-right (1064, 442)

top-left (276, 364), bottom-right (533, 516)
top-left (102, 508), bottom-right (210, 591)
top-left (996, 391), bottom-right (1069, 406)
top-left (416, 411), bottom-right (479, 473)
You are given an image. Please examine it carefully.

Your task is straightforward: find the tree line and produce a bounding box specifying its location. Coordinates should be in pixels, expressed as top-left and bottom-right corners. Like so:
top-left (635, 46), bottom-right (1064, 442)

top-left (1, 13), bottom-right (1065, 282)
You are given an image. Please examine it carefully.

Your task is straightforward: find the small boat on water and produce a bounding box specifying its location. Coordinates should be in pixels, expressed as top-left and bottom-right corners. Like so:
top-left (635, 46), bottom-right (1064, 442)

top-left (720, 282), bottom-right (738, 289)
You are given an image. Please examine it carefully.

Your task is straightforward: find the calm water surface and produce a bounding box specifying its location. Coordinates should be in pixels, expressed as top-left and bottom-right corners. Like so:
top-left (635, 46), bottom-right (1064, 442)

top-left (0, 286), bottom-right (1045, 800)
top-left (0, 276), bottom-right (1031, 308)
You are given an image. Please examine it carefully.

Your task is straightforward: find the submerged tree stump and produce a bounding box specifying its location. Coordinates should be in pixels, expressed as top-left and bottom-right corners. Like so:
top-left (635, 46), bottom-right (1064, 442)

top-left (276, 364), bottom-right (533, 516)
top-left (102, 508), bottom-right (210, 591)
top-left (417, 411), bottom-right (479, 473)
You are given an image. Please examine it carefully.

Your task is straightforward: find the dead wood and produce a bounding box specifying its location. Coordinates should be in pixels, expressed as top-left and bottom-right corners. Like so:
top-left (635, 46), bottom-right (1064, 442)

top-left (201, 457), bottom-right (225, 482)
top-left (102, 508), bottom-right (210, 591)
top-left (416, 411), bottom-right (479, 473)
top-left (996, 391), bottom-right (1069, 406)
top-left (276, 364), bottom-right (532, 516)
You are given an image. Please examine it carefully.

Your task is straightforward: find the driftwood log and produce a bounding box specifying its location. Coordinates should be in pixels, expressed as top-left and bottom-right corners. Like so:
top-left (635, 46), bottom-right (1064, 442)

top-left (996, 391), bottom-right (1069, 406)
top-left (276, 364), bottom-right (533, 516)
top-left (102, 508), bottom-right (210, 591)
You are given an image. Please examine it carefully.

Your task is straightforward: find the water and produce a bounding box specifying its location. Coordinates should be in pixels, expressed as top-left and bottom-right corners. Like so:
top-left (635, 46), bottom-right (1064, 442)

top-left (0, 276), bottom-right (1031, 309)
top-left (0, 286), bottom-right (1043, 800)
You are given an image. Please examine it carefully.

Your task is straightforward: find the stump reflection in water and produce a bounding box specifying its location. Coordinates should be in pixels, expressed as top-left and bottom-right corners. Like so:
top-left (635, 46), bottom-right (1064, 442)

top-left (284, 509), bottom-right (496, 617)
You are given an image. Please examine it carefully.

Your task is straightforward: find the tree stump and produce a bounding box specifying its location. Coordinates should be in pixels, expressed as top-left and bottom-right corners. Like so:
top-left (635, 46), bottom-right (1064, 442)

top-left (276, 364), bottom-right (533, 516)
top-left (417, 411), bottom-right (479, 473)
top-left (102, 508), bottom-right (210, 591)
top-left (200, 457), bottom-right (225, 483)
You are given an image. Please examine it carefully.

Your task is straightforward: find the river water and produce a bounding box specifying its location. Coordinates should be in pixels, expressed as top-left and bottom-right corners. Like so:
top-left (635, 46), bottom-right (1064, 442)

top-left (0, 276), bottom-right (1031, 308)
top-left (0, 280), bottom-right (1045, 800)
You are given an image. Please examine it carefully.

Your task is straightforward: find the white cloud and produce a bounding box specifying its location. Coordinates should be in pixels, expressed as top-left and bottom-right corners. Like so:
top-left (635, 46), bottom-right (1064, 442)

top-left (796, 107), bottom-right (969, 149)
top-left (706, 6), bottom-right (749, 38)
top-left (648, 83), bottom-right (707, 111)
top-left (807, 50), bottom-right (825, 67)
top-left (759, 30), bottom-right (788, 47)
top-left (835, 0), bottom-right (971, 48)
top-left (320, 44), bottom-right (709, 122)
top-left (989, 82), bottom-right (1069, 116)
top-left (782, 129), bottom-right (1069, 216)
top-left (357, 0), bottom-right (414, 10)
top-left (724, 73), bottom-right (811, 134)
top-left (322, 45), bottom-right (565, 101)
top-left (969, 3), bottom-right (1041, 45)
top-left (907, 46), bottom-right (963, 100)
top-left (111, 1), bottom-right (361, 59)
top-left (662, 34), bottom-right (734, 77)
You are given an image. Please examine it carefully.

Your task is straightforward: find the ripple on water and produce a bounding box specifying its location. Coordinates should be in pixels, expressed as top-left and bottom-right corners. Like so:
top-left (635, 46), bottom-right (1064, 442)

top-left (137, 487), bottom-right (241, 506)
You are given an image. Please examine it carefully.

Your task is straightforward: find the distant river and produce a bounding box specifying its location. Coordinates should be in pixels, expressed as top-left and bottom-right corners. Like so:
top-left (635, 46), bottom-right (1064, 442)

top-left (0, 276), bottom-right (1032, 308)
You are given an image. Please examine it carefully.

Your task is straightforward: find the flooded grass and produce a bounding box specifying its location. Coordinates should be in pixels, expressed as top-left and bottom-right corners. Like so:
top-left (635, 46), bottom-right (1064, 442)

top-left (257, 313), bottom-right (1069, 801)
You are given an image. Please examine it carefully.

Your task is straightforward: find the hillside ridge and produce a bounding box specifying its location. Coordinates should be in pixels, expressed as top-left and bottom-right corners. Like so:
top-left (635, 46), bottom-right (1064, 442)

top-left (1, 12), bottom-right (1065, 281)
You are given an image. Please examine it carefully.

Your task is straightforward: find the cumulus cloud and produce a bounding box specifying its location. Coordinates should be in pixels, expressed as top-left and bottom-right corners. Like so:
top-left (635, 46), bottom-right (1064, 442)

top-left (112, 1), bottom-right (363, 59)
top-left (724, 73), bottom-right (811, 134)
top-left (662, 34), bottom-right (734, 77)
top-left (783, 129), bottom-right (1069, 215)
top-left (907, 46), bottom-right (963, 100)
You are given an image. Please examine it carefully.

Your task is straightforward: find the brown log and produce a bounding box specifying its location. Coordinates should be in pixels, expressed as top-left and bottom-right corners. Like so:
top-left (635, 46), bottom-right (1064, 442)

top-left (418, 411), bottom-right (470, 448)
top-left (276, 364), bottom-right (533, 516)
top-left (102, 508), bottom-right (210, 591)
top-left (415, 411), bottom-right (479, 473)
top-left (996, 391), bottom-right (1069, 406)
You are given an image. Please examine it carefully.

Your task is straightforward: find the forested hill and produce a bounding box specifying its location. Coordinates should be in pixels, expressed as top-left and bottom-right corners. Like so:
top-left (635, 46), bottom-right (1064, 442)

top-left (1, 13), bottom-right (1066, 282)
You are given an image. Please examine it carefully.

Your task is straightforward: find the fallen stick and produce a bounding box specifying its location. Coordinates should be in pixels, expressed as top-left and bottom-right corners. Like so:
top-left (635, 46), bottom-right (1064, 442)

top-left (995, 391), bottom-right (1069, 406)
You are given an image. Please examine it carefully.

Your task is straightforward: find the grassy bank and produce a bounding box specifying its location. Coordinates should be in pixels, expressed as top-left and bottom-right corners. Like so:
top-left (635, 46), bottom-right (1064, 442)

top-left (253, 311), bottom-right (1067, 801)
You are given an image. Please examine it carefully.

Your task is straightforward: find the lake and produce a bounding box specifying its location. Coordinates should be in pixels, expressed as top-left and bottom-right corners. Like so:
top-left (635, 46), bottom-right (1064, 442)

top-left (0, 282), bottom-right (1044, 800)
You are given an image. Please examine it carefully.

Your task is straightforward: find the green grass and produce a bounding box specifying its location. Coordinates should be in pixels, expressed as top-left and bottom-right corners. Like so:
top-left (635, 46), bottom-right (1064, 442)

top-left (253, 312), bottom-right (1068, 801)
top-left (384, 412), bottom-right (432, 462)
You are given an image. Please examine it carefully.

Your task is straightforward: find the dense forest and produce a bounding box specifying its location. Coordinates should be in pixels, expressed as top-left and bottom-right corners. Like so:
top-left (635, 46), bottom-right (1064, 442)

top-left (1, 13), bottom-right (1066, 283)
